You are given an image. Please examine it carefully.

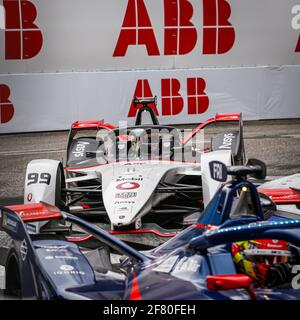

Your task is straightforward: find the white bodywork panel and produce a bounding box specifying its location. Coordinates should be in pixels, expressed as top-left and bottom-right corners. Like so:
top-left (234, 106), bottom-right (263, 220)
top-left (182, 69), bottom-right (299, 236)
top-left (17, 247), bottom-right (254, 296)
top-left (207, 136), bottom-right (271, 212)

top-left (259, 173), bottom-right (300, 216)
top-left (24, 160), bottom-right (62, 233)
top-left (259, 173), bottom-right (300, 191)
top-left (201, 150), bottom-right (233, 207)
top-left (67, 160), bottom-right (202, 227)
top-left (24, 159), bottom-right (61, 205)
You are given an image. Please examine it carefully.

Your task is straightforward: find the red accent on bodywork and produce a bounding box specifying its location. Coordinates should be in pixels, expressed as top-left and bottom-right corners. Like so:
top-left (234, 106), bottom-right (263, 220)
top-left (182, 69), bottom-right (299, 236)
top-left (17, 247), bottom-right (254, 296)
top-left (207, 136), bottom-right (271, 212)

top-left (67, 234), bottom-right (94, 242)
top-left (192, 223), bottom-right (217, 230)
top-left (129, 272), bottom-right (142, 300)
top-left (67, 229), bottom-right (177, 243)
top-left (206, 274), bottom-right (256, 300)
top-left (259, 188), bottom-right (300, 204)
top-left (109, 229), bottom-right (177, 237)
top-left (71, 120), bottom-right (116, 130)
top-left (182, 113), bottom-right (241, 144)
top-left (251, 239), bottom-right (289, 251)
top-left (6, 202), bottom-right (62, 222)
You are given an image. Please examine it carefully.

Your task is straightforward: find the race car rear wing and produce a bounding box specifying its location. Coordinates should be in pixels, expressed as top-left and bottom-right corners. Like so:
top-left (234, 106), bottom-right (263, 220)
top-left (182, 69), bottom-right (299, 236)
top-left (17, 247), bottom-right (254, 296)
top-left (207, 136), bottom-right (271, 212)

top-left (183, 113), bottom-right (245, 165)
top-left (183, 113), bottom-right (241, 145)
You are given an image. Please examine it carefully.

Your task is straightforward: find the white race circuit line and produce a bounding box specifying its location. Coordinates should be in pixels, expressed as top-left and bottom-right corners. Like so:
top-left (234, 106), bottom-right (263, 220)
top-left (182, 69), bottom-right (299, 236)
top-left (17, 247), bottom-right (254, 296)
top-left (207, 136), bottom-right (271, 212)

top-left (0, 149), bottom-right (65, 156)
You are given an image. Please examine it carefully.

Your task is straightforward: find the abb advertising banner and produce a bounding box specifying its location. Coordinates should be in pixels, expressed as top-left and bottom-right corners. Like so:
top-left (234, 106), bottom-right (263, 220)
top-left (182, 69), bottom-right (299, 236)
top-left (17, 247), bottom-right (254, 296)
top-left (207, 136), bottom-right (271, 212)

top-left (0, 0), bottom-right (300, 133)
top-left (1, 66), bottom-right (300, 133)
top-left (0, 0), bottom-right (299, 72)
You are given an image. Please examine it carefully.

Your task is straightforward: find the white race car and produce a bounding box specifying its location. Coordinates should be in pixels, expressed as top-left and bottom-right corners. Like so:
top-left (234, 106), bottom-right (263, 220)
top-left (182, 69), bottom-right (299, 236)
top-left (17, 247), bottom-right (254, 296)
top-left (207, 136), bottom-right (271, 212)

top-left (23, 98), bottom-right (246, 248)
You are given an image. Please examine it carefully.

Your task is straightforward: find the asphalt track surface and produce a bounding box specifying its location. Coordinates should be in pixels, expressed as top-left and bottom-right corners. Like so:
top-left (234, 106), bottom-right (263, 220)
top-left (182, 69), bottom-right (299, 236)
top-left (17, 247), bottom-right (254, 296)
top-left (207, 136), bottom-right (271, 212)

top-left (0, 119), bottom-right (300, 206)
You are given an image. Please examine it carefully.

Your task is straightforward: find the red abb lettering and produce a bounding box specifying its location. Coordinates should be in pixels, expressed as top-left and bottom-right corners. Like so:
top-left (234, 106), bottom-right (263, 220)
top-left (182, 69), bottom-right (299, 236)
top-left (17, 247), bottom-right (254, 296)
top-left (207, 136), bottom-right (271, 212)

top-left (164, 0), bottom-right (197, 55)
top-left (296, 35), bottom-right (300, 52)
top-left (113, 0), bottom-right (159, 56)
top-left (187, 78), bottom-right (209, 114)
top-left (0, 84), bottom-right (14, 124)
top-left (161, 79), bottom-right (183, 115)
top-left (202, 0), bottom-right (235, 54)
top-left (3, 0), bottom-right (43, 60)
top-left (128, 78), bottom-right (210, 117)
top-left (128, 80), bottom-right (159, 117)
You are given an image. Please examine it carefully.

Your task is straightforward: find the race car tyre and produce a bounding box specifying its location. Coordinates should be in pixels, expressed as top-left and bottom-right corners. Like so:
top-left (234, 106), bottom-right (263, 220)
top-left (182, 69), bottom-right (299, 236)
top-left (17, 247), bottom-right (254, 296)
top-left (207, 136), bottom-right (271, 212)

top-left (4, 251), bottom-right (22, 298)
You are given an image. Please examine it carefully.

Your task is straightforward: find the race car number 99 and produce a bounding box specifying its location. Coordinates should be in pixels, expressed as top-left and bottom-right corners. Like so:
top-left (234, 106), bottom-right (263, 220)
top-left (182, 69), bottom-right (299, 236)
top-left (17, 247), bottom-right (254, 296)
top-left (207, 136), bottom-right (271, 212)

top-left (27, 173), bottom-right (51, 186)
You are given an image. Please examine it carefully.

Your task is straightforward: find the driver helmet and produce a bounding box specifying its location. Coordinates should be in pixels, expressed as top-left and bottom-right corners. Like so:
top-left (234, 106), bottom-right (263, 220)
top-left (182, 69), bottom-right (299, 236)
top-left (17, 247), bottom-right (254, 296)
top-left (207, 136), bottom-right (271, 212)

top-left (232, 239), bottom-right (291, 286)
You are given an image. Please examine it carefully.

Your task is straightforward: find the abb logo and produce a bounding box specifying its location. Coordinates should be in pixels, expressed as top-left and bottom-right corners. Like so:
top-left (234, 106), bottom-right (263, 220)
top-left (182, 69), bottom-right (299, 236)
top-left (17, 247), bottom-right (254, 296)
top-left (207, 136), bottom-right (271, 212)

top-left (2, 0), bottom-right (43, 59)
top-left (0, 84), bottom-right (14, 124)
top-left (113, 0), bottom-right (235, 57)
top-left (128, 78), bottom-right (209, 117)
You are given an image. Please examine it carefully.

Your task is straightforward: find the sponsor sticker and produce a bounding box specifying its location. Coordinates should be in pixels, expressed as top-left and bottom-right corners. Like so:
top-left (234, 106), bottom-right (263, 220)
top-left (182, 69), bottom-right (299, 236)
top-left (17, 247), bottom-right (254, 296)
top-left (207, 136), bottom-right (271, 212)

top-left (27, 193), bottom-right (33, 202)
top-left (116, 176), bottom-right (143, 182)
top-left (73, 141), bottom-right (90, 158)
top-left (2, 212), bottom-right (18, 233)
top-left (60, 265), bottom-right (74, 271)
top-left (26, 223), bottom-right (37, 234)
top-left (116, 182), bottom-right (140, 190)
top-left (115, 192), bottom-right (137, 199)
top-left (20, 240), bottom-right (28, 261)
top-left (38, 245), bottom-right (69, 252)
top-left (45, 255), bottom-right (78, 261)
top-left (53, 264), bottom-right (85, 276)
top-left (209, 161), bottom-right (228, 182)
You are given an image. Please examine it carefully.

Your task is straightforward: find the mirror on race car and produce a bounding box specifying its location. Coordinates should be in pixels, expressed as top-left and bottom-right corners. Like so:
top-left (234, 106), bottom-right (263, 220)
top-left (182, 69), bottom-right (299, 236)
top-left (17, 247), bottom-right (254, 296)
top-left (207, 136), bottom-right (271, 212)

top-left (209, 161), bottom-right (228, 182)
top-left (246, 158), bottom-right (267, 180)
top-left (206, 274), bottom-right (256, 300)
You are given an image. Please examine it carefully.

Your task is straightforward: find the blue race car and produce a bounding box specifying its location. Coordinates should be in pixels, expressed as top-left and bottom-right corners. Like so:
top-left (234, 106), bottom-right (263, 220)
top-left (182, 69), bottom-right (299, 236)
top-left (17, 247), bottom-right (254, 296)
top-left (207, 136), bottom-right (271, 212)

top-left (0, 164), bottom-right (300, 300)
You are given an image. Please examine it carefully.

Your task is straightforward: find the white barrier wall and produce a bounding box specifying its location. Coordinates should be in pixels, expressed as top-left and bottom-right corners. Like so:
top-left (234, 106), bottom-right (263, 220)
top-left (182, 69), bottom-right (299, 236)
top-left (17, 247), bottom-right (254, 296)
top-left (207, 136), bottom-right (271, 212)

top-left (1, 66), bottom-right (300, 133)
top-left (0, 0), bottom-right (300, 132)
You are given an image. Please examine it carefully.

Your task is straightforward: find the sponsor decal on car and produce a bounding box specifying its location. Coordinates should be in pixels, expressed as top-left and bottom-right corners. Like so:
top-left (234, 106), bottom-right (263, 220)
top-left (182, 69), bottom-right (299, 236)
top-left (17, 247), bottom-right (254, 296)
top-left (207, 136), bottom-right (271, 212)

top-left (26, 223), bottom-right (37, 234)
top-left (44, 255), bottom-right (78, 261)
top-left (20, 240), bottom-right (28, 261)
top-left (115, 192), bottom-right (137, 199)
top-left (53, 264), bottom-right (85, 276)
top-left (218, 133), bottom-right (235, 150)
top-left (38, 245), bottom-right (69, 252)
top-left (73, 141), bottom-right (90, 158)
top-left (0, 265), bottom-right (5, 290)
top-left (116, 176), bottom-right (143, 182)
top-left (209, 161), bottom-right (228, 182)
top-left (2, 212), bottom-right (18, 233)
top-left (116, 182), bottom-right (140, 190)
top-left (115, 201), bottom-right (135, 205)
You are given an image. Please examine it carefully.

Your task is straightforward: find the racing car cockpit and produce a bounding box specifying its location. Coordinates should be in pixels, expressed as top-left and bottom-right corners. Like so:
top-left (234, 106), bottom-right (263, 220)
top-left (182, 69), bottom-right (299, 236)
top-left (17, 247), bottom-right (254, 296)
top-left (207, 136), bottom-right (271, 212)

top-left (101, 125), bottom-right (182, 162)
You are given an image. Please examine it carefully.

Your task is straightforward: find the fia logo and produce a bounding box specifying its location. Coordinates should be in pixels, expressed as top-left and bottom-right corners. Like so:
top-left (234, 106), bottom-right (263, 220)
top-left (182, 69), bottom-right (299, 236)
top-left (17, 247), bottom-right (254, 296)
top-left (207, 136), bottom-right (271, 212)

top-left (209, 161), bottom-right (228, 182)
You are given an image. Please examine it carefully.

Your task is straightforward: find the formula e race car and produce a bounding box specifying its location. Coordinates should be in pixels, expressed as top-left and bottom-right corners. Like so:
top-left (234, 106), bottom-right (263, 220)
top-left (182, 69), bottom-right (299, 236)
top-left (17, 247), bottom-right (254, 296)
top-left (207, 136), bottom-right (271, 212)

top-left (22, 98), bottom-right (246, 246)
top-left (1, 165), bottom-right (300, 300)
